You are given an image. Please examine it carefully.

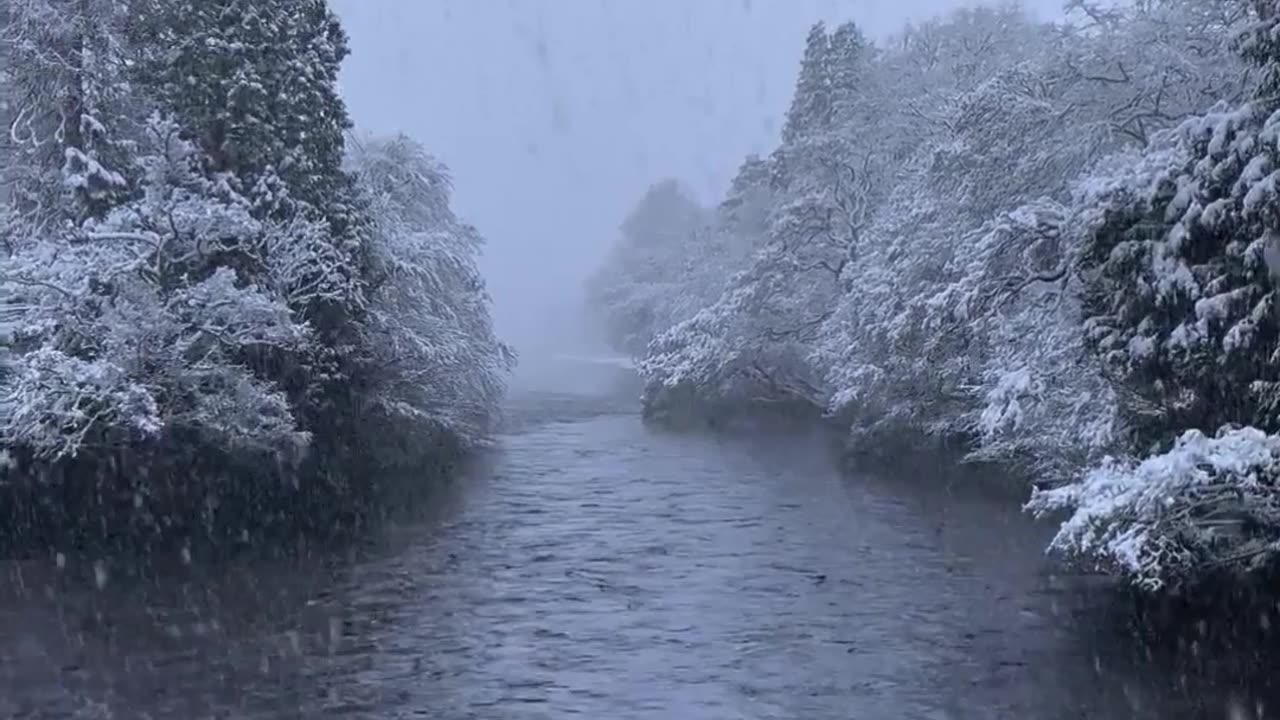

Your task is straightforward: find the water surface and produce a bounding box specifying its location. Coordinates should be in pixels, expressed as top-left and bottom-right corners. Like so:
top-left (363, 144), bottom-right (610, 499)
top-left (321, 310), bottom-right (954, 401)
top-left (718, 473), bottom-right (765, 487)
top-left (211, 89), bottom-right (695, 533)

top-left (0, 364), bottom-right (1268, 718)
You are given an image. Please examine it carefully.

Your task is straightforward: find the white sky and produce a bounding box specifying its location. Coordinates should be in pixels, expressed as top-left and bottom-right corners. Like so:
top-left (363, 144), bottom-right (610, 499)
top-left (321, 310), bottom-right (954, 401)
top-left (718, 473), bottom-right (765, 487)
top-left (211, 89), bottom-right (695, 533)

top-left (331, 0), bottom-right (1062, 355)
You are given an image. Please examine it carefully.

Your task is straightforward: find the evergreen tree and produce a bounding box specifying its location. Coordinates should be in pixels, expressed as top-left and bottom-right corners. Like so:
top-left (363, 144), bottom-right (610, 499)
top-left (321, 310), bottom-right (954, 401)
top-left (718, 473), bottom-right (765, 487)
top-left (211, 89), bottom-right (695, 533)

top-left (781, 22), bottom-right (832, 144)
top-left (123, 0), bottom-right (371, 463)
top-left (828, 21), bottom-right (870, 128)
top-left (717, 154), bottom-right (776, 242)
top-left (1077, 34), bottom-right (1280, 445)
top-left (125, 0), bottom-right (359, 229)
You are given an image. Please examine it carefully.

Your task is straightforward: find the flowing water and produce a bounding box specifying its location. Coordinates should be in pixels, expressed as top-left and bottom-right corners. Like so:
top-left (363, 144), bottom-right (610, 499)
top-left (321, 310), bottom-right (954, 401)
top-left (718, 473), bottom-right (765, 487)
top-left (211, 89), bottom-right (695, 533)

top-left (0, 360), bottom-right (1272, 718)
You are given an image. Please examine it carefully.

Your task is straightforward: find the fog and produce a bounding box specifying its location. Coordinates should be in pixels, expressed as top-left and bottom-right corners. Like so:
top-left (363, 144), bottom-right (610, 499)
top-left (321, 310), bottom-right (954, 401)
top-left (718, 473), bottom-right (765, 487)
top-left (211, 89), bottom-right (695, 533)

top-left (331, 0), bottom-right (1061, 368)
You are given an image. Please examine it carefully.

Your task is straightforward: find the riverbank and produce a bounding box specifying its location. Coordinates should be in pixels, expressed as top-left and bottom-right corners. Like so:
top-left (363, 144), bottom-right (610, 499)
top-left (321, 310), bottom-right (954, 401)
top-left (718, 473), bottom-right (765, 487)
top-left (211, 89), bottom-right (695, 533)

top-left (640, 381), bottom-right (1280, 636)
top-left (0, 436), bottom-right (473, 561)
top-left (641, 379), bottom-right (1035, 498)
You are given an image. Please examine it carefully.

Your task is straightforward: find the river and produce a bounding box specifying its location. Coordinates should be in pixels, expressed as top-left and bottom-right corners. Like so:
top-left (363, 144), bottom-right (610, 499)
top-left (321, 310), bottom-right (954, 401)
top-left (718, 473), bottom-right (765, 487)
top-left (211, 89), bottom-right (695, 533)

top-left (0, 360), bottom-right (1272, 718)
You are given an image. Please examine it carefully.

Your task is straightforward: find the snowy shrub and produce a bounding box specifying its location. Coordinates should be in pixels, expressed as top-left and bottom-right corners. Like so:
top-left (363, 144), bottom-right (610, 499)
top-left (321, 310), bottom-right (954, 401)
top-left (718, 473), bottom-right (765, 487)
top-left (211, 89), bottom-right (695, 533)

top-left (1029, 426), bottom-right (1280, 591)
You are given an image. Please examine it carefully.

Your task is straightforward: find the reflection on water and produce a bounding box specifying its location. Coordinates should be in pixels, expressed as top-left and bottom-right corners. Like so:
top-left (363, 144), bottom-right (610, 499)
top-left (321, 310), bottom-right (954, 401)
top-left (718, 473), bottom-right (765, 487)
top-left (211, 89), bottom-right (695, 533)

top-left (0, 372), bottom-right (1276, 718)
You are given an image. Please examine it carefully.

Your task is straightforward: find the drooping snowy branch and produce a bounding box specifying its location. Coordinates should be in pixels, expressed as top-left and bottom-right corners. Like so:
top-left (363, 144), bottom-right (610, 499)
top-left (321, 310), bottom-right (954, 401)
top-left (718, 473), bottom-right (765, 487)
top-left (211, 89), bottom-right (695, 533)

top-left (1029, 426), bottom-right (1280, 591)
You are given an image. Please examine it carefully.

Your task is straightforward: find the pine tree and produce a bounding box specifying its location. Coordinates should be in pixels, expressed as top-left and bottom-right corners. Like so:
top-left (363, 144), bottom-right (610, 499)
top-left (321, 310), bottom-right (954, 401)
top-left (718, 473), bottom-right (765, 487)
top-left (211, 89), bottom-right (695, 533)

top-left (828, 21), bottom-right (869, 128)
top-left (125, 0), bottom-right (359, 230)
top-left (717, 154), bottom-right (775, 241)
top-left (781, 22), bottom-right (832, 144)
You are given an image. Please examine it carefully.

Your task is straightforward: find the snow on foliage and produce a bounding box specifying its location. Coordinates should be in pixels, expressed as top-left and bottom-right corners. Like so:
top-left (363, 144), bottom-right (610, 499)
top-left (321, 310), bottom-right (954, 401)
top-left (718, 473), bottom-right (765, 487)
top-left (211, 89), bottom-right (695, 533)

top-left (1, 349), bottom-right (162, 460)
top-left (1029, 426), bottom-right (1280, 591)
top-left (0, 121), bottom-right (513, 465)
top-left (0, 117), bottom-right (310, 461)
top-left (350, 133), bottom-right (513, 447)
top-left (0, 0), bottom-right (135, 222)
top-left (0, 1), bottom-right (510, 517)
top-left (638, 23), bottom-right (882, 417)
top-left (1077, 100), bottom-right (1280, 444)
top-left (639, 277), bottom-right (824, 418)
top-left (590, 0), bottom-right (1274, 591)
top-left (969, 293), bottom-right (1124, 478)
top-left (1012, 12), bottom-right (1280, 588)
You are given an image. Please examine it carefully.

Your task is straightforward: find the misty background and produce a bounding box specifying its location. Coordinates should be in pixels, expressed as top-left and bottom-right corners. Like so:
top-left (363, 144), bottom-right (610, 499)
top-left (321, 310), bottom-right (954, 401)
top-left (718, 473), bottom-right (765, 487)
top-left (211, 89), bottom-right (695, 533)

top-left (331, 0), bottom-right (1062, 367)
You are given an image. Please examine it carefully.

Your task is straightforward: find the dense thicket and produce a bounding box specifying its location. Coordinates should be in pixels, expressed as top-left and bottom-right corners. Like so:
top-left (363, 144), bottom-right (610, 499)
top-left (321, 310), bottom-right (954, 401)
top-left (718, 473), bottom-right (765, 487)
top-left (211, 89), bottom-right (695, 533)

top-left (0, 0), bottom-right (511, 539)
top-left (589, 0), bottom-right (1280, 591)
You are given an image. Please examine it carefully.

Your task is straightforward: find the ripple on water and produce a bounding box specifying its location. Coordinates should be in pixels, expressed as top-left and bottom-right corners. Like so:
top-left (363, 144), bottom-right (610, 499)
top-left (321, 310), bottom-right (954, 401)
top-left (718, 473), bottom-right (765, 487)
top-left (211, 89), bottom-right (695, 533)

top-left (0, 391), bottom-right (1271, 718)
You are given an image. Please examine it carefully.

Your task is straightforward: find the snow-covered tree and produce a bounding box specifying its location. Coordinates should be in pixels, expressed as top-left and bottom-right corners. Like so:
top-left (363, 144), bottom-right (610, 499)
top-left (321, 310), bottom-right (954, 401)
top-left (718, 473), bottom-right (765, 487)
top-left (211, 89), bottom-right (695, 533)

top-left (1021, 4), bottom-right (1280, 589)
top-left (641, 146), bottom-right (879, 418)
top-left (0, 0), bottom-right (134, 225)
top-left (1241, 0), bottom-right (1280, 107)
top-left (829, 21), bottom-right (872, 128)
top-left (959, 200), bottom-right (1125, 477)
top-left (717, 154), bottom-right (777, 243)
top-left (585, 179), bottom-right (711, 356)
top-left (124, 0), bottom-right (367, 344)
top-left (781, 22), bottom-right (833, 144)
top-left (125, 0), bottom-right (359, 227)
top-left (349, 133), bottom-right (513, 453)
top-left (1075, 101), bottom-right (1279, 444)
top-left (0, 0), bottom-right (511, 534)
top-left (1057, 0), bottom-right (1251, 147)
top-left (0, 116), bottom-right (309, 464)
top-left (622, 6), bottom-right (1248, 470)
top-left (638, 20), bottom-right (885, 420)
top-left (121, 0), bottom-right (377, 470)
top-left (816, 53), bottom-right (1107, 447)
top-left (804, 2), bottom-right (1243, 462)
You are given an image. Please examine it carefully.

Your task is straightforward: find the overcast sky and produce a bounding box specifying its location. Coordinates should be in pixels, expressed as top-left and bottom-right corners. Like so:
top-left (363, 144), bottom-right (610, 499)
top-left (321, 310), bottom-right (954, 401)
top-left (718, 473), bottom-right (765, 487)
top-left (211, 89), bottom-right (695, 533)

top-left (331, 0), bottom-right (1062, 356)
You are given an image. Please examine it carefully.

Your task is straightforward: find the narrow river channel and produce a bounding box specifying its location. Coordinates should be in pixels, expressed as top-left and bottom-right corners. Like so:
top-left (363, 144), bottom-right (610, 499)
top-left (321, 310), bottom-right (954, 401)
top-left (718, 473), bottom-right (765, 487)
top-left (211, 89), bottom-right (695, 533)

top-left (0, 362), bottom-right (1270, 718)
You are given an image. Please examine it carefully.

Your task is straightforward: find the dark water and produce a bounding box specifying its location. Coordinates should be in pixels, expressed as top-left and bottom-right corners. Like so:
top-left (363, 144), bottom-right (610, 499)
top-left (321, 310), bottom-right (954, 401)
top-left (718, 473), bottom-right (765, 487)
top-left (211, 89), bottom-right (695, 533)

top-left (0, 362), bottom-right (1271, 718)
